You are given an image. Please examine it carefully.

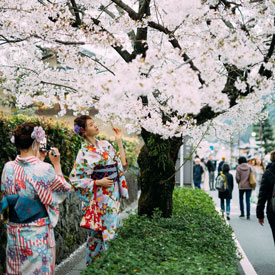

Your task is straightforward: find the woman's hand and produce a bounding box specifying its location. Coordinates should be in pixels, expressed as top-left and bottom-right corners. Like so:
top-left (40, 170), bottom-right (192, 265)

top-left (113, 128), bottom-right (122, 141)
top-left (49, 148), bottom-right (62, 174)
top-left (96, 177), bottom-right (114, 188)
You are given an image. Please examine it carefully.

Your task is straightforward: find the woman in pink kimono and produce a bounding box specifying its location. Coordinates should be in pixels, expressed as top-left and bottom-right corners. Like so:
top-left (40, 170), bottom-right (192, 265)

top-left (0, 122), bottom-right (71, 274)
top-left (70, 115), bottom-right (128, 265)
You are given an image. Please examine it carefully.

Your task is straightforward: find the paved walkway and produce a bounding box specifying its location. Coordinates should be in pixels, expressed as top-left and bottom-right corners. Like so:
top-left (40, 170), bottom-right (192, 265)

top-left (205, 171), bottom-right (275, 275)
top-left (55, 200), bottom-right (138, 275)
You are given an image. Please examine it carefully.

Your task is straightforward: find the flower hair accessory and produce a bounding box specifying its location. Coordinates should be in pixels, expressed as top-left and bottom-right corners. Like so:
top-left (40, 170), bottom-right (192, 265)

top-left (31, 126), bottom-right (46, 143)
top-left (10, 136), bottom-right (15, 144)
top-left (74, 125), bottom-right (85, 136)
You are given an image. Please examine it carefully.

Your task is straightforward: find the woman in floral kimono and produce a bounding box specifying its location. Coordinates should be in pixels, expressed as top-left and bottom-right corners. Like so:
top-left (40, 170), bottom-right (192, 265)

top-left (0, 122), bottom-right (71, 274)
top-left (70, 115), bottom-right (128, 265)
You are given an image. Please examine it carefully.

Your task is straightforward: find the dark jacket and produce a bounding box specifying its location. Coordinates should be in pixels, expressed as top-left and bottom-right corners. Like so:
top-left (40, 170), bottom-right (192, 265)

top-left (218, 172), bottom-right (234, 200)
top-left (193, 164), bottom-right (204, 184)
top-left (206, 160), bottom-right (216, 172)
top-left (256, 162), bottom-right (275, 219)
top-left (218, 161), bottom-right (225, 175)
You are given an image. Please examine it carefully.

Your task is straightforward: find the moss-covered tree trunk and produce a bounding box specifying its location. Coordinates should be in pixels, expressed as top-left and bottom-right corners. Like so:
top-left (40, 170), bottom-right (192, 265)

top-left (138, 129), bottom-right (182, 218)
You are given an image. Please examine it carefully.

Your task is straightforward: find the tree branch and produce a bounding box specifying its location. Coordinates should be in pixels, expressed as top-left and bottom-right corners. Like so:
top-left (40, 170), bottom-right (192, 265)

top-left (259, 33), bottom-right (275, 78)
top-left (70, 0), bottom-right (82, 26)
top-left (80, 52), bottom-right (116, 76)
top-left (110, 0), bottom-right (139, 20)
top-left (148, 21), bottom-right (205, 85)
top-left (91, 17), bottom-right (136, 63)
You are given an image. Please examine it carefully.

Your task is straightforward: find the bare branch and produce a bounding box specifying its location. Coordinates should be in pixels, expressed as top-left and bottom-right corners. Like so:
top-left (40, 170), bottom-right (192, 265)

top-left (80, 52), bottom-right (116, 76)
top-left (55, 39), bottom-right (85, 45)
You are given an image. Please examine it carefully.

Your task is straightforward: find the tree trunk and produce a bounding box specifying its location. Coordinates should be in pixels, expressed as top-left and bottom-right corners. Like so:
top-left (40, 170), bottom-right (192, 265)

top-left (137, 129), bottom-right (182, 218)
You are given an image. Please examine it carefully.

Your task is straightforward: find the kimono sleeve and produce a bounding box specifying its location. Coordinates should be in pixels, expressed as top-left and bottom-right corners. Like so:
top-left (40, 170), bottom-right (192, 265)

top-left (107, 141), bottom-right (129, 199)
top-left (69, 150), bottom-right (96, 193)
top-left (30, 163), bottom-right (71, 227)
top-left (31, 164), bottom-right (71, 206)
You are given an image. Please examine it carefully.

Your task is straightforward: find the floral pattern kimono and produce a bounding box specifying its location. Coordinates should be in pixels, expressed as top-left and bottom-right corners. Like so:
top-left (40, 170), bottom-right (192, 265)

top-left (70, 139), bottom-right (128, 264)
top-left (0, 156), bottom-right (71, 275)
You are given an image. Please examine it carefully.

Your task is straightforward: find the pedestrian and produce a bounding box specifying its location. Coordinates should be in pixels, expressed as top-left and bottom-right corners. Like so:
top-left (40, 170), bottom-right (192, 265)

top-left (200, 158), bottom-right (207, 189)
top-left (193, 157), bottom-right (204, 189)
top-left (0, 122), bottom-right (71, 274)
top-left (218, 163), bottom-right (234, 220)
top-left (236, 156), bottom-right (253, 220)
top-left (251, 157), bottom-right (265, 202)
top-left (217, 156), bottom-right (226, 175)
top-left (256, 150), bottom-right (275, 244)
top-left (69, 115), bottom-right (128, 265)
top-left (206, 155), bottom-right (216, 191)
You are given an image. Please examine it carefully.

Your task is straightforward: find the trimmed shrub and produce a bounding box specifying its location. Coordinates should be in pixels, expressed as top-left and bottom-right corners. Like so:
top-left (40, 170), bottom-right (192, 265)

top-left (84, 187), bottom-right (240, 275)
top-left (0, 113), bottom-right (139, 175)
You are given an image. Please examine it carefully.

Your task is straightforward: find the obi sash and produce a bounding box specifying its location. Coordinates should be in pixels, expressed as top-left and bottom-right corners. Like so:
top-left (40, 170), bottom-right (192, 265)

top-left (0, 195), bottom-right (48, 223)
top-left (91, 164), bottom-right (119, 183)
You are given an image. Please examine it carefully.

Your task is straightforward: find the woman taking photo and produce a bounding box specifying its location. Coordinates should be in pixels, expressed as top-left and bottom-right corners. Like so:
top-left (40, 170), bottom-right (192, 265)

top-left (70, 115), bottom-right (128, 265)
top-left (0, 122), bottom-right (71, 274)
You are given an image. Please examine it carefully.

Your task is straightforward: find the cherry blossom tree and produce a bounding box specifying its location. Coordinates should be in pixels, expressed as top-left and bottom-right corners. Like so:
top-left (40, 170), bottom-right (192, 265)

top-left (0, 0), bottom-right (274, 217)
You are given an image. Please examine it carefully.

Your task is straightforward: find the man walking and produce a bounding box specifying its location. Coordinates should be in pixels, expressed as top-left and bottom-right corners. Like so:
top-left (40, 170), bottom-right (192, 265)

top-left (206, 155), bottom-right (216, 191)
top-left (193, 157), bottom-right (204, 189)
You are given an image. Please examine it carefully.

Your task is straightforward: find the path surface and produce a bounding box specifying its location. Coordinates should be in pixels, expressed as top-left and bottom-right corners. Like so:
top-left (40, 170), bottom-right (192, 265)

top-left (57, 172), bottom-right (275, 275)
top-left (205, 170), bottom-right (275, 275)
top-left (55, 200), bottom-right (138, 275)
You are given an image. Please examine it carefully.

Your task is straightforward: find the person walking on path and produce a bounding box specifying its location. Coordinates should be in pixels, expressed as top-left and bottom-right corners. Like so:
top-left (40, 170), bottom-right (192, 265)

top-left (251, 157), bottom-right (265, 201)
top-left (0, 122), bottom-right (71, 274)
top-left (256, 150), bottom-right (275, 244)
top-left (206, 155), bottom-right (216, 191)
top-left (236, 156), bottom-right (253, 220)
top-left (193, 157), bottom-right (204, 189)
top-left (70, 115), bottom-right (128, 266)
top-left (217, 157), bottom-right (226, 175)
top-left (218, 163), bottom-right (234, 220)
top-left (200, 158), bottom-right (207, 189)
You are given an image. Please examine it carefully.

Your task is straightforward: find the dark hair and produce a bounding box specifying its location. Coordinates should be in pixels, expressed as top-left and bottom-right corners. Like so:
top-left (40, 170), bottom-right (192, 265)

top-left (74, 115), bottom-right (92, 136)
top-left (13, 122), bottom-right (36, 149)
top-left (222, 163), bottom-right (230, 173)
top-left (238, 156), bottom-right (247, 164)
top-left (270, 151), bottom-right (275, 162)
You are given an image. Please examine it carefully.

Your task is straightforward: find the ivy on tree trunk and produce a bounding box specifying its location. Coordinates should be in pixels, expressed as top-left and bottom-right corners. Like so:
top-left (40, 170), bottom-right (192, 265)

top-left (138, 129), bottom-right (182, 217)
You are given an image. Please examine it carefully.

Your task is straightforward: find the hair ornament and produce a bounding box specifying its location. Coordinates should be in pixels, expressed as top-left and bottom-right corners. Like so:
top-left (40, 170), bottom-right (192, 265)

top-left (31, 126), bottom-right (46, 143)
top-left (74, 125), bottom-right (85, 136)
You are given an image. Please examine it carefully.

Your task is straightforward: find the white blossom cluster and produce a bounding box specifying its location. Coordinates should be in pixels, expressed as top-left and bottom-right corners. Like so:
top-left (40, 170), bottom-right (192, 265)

top-left (0, 0), bottom-right (274, 139)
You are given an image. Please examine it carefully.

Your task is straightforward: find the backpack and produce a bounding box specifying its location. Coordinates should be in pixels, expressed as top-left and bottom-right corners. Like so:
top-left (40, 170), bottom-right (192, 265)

top-left (215, 172), bottom-right (227, 192)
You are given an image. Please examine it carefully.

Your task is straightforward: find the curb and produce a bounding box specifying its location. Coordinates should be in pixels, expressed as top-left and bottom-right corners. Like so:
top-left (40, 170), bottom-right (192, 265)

top-left (219, 208), bottom-right (258, 275)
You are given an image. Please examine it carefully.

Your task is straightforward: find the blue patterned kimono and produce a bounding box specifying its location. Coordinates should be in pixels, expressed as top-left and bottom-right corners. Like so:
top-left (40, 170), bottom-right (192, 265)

top-left (70, 139), bottom-right (128, 264)
top-left (0, 156), bottom-right (71, 274)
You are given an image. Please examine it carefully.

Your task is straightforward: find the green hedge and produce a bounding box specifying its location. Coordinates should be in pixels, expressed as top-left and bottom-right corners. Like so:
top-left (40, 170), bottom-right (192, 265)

top-left (84, 188), bottom-right (240, 275)
top-left (0, 113), bottom-right (139, 176)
